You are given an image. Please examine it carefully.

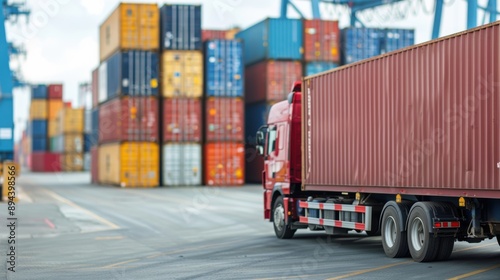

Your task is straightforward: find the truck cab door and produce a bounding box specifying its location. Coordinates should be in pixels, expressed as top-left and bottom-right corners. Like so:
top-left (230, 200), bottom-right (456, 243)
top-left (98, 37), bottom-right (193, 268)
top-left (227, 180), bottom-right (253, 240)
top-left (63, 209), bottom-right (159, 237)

top-left (264, 125), bottom-right (278, 191)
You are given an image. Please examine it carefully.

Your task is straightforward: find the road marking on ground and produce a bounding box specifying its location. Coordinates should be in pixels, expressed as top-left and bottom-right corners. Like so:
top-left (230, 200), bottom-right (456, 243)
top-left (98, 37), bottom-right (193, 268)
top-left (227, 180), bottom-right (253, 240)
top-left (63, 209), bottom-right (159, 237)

top-left (101, 259), bottom-right (140, 269)
top-left (17, 186), bottom-right (33, 203)
top-left (326, 261), bottom-right (413, 280)
top-left (453, 242), bottom-right (496, 253)
top-left (95, 236), bottom-right (125, 241)
top-left (447, 264), bottom-right (500, 280)
top-left (44, 218), bottom-right (55, 229)
top-left (146, 253), bottom-right (162, 259)
top-left (43, 189), bottom-right (120, 230)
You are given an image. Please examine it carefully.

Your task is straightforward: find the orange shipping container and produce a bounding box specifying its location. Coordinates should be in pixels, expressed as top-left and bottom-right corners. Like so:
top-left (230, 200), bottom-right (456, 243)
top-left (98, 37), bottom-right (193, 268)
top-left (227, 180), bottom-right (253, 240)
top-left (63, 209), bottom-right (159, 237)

top-left (99, 3), bottom-right (159, 62)
top-left (204, 143), bottom-right (245, 186)
top-left (48, 100), bottom-right (63, 120)
top-left (98, 142), bottom-right (159, 188)
top-left (30, 100), bottom-right (47, 120)
top-left (61, 153), bottom-right (84, 172)
top-left (48, 120), bottom-right (58, 137)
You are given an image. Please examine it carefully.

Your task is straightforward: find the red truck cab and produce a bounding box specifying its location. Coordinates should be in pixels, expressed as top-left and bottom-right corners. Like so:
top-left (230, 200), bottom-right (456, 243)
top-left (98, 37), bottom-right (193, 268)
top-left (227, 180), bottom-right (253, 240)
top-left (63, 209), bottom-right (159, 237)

top-left (256, 81), bottom-right (303, 238)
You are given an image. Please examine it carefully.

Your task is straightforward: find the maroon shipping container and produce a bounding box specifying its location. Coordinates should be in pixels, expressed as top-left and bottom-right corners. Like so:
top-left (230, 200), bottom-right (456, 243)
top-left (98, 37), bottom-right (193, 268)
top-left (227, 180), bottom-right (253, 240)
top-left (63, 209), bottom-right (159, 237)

top-left (245, 60), bottom-right (302, 104)
top-left (99, 97), bottom-right (159, 143)
top-left (303, 19), bottom-right (340, 62)
top-left (303, 23), bottom-right (500, 198)
top-left (202, 29), bottom-right (227, 42)
top-left (92, 68), bottom-right (99, 108)
top-left (205, 97), bottom-right (244, 142)
top-left (48, 84), bottom-right (63, 99)
top-left (91, 147), bottom-right (98, 183)
top-left (30, 152), bottom-right (61, 172)
top-left (163, 98), bottom-right (202, 142)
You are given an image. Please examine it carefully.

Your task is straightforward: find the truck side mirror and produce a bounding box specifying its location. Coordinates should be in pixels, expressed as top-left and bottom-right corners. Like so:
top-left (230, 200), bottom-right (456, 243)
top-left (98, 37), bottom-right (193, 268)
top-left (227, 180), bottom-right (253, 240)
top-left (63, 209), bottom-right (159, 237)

top-left (256, 126), bottom-right (268, 156)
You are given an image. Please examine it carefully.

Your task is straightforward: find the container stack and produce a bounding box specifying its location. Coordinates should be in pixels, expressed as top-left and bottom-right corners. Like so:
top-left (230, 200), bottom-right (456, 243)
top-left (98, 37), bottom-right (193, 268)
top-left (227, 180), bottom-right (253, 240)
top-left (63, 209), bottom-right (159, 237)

top-left (97, 3), bottom-right (160, 187)
top-left (203, 39), bottom-right (245, 186)
top-left (159, 4), bottom-right (203, 186)
top-left (53, 107), bottom-right (84, 172)
top-left (29, 84), bottom-right (63, 172)
top-left (236, 18), bottom-right (304, 183)
top-left (90, 68), bottom-right (99, 183)
top-left (303, 19), bottom-right (340, 76)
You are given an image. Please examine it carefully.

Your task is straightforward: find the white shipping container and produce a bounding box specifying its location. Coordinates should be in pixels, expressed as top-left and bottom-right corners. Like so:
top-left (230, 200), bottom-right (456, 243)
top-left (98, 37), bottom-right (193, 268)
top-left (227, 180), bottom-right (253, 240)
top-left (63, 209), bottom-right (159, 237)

top-left (84, 110), bottom-right (92, 133)
top-left (84, 152), bottom-right (91, 171)
top-left (162, 143), bottom-right (202, 186)
top-left (98, 62), bottom-right (108, 103)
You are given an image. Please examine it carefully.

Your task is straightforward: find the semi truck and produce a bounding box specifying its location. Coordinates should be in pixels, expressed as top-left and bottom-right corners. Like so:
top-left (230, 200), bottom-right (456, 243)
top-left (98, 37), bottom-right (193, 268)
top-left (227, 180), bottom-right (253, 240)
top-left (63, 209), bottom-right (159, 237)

top-left (255, 22), bottom-right (500, 262)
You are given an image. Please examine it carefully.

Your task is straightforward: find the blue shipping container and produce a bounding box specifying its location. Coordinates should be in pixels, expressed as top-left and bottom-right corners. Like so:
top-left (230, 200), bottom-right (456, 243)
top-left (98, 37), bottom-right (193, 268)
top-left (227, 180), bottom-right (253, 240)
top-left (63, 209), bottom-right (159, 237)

top-left (245, 102), bottom-right (273, 145)
top-left (84, 134), bottom-right (91, 153)
top-left (382, 29), bottom-right (415, 53)
top-left (0, 97), bottom-right (14, 153)
top-left (305, 62), bottom-right (339, 76)
top-left (31, 84), bottom-right (48, 99)
top-left (30, 120), bottom-right (47, 138)
top-left (236, 18), bottom-right (303, 66)
top-left (342, 28), bottom-right (383, 64)
top-left (205, 40), bottom-right (244, 97)
top-left (31, 137), bottom-right (47, 152)
top-left (160, 4), bottom-right (202, 50)
top-left (91, 108), bottom-right (99, 147)
top-left (106, 50), bottom-right (159, 100)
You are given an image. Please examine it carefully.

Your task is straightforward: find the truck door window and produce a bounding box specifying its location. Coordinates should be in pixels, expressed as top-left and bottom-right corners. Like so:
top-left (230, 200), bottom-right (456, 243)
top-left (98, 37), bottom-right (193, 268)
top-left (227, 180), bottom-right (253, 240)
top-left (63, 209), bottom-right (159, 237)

top-left (278, 125), bottom-right (284, 150)
top-left (268, 126), bottom-right (277, 155)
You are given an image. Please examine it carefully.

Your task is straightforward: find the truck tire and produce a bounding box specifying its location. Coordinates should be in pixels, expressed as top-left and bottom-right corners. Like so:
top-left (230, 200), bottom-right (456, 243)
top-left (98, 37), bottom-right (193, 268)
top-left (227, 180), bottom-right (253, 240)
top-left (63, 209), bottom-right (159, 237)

top-left (381, 206), bottom-right (409, 258)
top-left (435, 237), bottom-right (454, 261)
top-left (497, 235), bottom-right (500, 246)
top-left (407, 206), bottom-right (439, 262)
top-left (273, 196), bottom-right (296, 239)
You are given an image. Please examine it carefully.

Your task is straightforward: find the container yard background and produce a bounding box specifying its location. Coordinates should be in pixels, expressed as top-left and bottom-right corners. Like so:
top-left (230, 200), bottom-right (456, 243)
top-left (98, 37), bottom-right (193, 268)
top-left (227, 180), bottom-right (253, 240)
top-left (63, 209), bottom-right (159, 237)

top-left (3, 1), bottom-right (500, 279)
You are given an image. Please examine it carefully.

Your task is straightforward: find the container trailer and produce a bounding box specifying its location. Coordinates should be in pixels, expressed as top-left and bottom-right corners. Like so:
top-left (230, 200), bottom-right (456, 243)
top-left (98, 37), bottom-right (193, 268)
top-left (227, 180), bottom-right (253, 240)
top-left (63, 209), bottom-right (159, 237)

top-left (255, 23), bottom-right (500, 262)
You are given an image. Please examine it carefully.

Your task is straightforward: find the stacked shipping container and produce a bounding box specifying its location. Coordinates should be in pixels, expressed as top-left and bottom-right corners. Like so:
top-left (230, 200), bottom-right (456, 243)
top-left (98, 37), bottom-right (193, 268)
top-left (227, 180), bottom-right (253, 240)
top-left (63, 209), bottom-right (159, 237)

top-left (204, 39), bottom-right (245, 186)
top-left (53, 108), bottom-right (85, 171)
top-left (160, 4), bottom-right (203, 186)
top-left (97, 3), bottom-right (160, 187)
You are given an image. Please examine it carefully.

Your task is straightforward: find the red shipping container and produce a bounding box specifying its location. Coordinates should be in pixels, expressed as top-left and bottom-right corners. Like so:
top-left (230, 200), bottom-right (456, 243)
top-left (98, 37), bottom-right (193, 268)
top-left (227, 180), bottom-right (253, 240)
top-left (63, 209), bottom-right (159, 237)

top-left (30, 152), bottom-right (61, 172)
top-left (205, 98), bottom-right (244, 142)
top-left (64, 102), bottom-right (72, 108)
top-left (163, 98), bottom-right (202, 142)
top-left (303, 19), bottom-right (340, 62)
top-left (202, 29), bottom-right (227, 42)
top-left (302, 22), bottom-right (500, 198)
top-left (48, 84), bottom-right (63, 99)
top-left (92, 68), bottom-right (99, 108)
top-left (204, 143), bottom-right (245, 186)
top-left (99, 97), bottom-right (159, 143)
top-left (245, 60), bottom-right (302, 104)
top-left (91, 147), bottom-right (98, 183)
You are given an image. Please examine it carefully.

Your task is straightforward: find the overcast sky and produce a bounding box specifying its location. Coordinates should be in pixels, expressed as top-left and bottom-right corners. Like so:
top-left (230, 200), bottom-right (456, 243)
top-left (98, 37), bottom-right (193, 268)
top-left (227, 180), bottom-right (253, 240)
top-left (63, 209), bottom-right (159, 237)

top-left (5, 0), bottom-right (485, 140)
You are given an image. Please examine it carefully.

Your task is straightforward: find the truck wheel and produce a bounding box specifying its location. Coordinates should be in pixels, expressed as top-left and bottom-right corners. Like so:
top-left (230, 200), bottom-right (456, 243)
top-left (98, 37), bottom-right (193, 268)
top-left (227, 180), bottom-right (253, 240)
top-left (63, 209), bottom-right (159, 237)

top-left (497, 235), bottom-right (500, 246)
top-left (435, 237), bottom-right (454, 261)
top-left (381, 206), bottom-right (409, 258)
top-left (273, 196), bottom-right (296, 239)
top-left (407, 206), bottom-right (438, 262)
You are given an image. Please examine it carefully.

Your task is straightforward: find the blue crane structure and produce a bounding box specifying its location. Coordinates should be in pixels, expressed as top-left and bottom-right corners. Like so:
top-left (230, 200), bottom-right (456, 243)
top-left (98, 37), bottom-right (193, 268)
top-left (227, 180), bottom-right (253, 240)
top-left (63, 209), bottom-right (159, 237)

top-left (0, 0), bottom-right (29, 162)
top-left (281, 0), bottom-right (500, 39)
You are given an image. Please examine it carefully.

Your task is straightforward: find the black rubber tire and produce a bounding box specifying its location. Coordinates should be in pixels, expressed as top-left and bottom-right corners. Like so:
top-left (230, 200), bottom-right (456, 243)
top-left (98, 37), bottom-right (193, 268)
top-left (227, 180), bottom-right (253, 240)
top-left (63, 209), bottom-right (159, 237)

top-left (407, 206), bottom-right (439, 262)
top-left (435, 237), bottom-right (454, 261)
top-left (381, 206), bottom-right (409, 258)
top-left (497, 235), bottom-right (500, 246)
top-left (273, 197), bottom-right (296, 239)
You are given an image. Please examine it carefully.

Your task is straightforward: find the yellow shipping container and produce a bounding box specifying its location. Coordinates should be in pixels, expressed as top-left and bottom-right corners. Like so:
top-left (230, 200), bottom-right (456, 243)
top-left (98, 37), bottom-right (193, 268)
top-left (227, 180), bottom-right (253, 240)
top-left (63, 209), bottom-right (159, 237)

top-left (61, 153), bottom-right (84, 172)
top-left (58, 108), bottom-right (84, 134)
top-left (48, 120), bottom-right (58, 137)
top-left (98, 142), bottom-right (159, 188)
top-left (48, 100), bottom-right (63, 120)
top-left (30, 100), bottom-right (47, 120)
top-left (161, 51), bottom-right (203, 98)
top-left (99, 3), bottom-right (159, 62)
top-left (225, 28), bottom-right (241, 40)
top-left (63, 134), bottom-right (83, 153)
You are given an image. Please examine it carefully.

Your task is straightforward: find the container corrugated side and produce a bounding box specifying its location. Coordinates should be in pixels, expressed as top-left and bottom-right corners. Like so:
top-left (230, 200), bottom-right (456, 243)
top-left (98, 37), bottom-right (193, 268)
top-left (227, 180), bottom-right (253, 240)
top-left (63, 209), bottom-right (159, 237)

top-left (30, 120), bottom-right (47, 137)
top-left (30, 152), bottom-right (61, 172)
top-left (342, 27), bottom-right (383, 64)
top-left (58, 108), bottom-right (84, 134)
top-left (31, 137), bottom-right (47, 152)
top-left (205, 97), bottom-right (244, 142)
top-left (48, 120), bottom-right (58, 137)
top-left (61, 153), bottom-right (83, 172)
top-left (381, 28), bottom-right (415, 53)
top-left (160, 4), bottom-right (202, 50)
top-left (30, 100), bottom-right (48, 120)
top-left (303, 19), bottom-right (340, 62)
top-left (163, 98), bottom-right (201, 142)
top-left (202, 30), bottom-right (227, 42)
top-left (31, 85), bottom-right (47, 99)
top-left (236, 18), bottom-right (303, 66)
top-left (204, 40), bottom-right (244, 97)
top-left (106, 50), bottom-right (159, 100)
top-left (99, 97), bottom-right (159, 143)
top-left (98, 142), bottom-right (159, 187)
top-left (245, 60), bottom-right (302, 104)
top-left (161, 50), bottom-right (203, 98)
top-left (62, 134), bottom-right (83, 153)
top-left (47, 84), bottom-right (63, 99)
top-left (91, 108), bottom-right (99, 147)
top-left (162, 143), bottom-right (201, 186)
top-left (204, 142), bottom-right (245, 186)
top-left (84, 110), bottom-right (92, 133)
top-left (303, 22), bottom-right (500, 198)
top-left (91, 147), bottom-right (99, 183)
top-left (83, 152), bottom-right (91, 171)
top-left (98, 62), bottom-right (108, 103)
top-left (92, 68), bottom-right (99, 107)
top-left (48, 100), bottom-right (63, 120)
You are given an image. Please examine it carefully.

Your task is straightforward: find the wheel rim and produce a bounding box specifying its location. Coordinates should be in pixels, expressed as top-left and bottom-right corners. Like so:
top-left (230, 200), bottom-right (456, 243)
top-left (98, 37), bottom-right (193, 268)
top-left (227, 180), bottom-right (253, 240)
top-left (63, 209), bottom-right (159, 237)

top-left (274, 204), bottom-right (285, 232)
top-left (384, 216), bottom-right (397, 248)
top-left (410, 217), bottom-right (425, 251)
